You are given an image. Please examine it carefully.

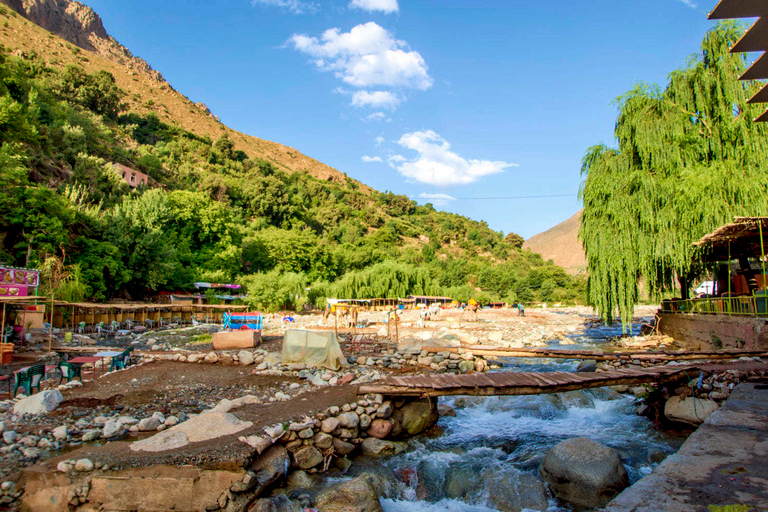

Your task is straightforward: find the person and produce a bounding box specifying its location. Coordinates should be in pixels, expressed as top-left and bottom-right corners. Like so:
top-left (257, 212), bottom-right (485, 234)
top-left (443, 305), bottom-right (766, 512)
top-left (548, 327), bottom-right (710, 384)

top-left (468, 297), bottom-right (477, 307)
top-left (517, 302), bottom-right (525, 317)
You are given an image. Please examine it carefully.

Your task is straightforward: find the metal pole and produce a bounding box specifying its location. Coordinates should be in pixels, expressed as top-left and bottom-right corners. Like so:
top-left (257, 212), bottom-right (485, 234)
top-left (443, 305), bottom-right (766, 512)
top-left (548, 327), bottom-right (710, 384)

top-left (48, 296), bottom-right (54, 354)
top-left (728, 242), bottom-right (732, 316)
top-left (1, 302), bottom-right (5, 343)
top-left (759, 220), bottom-right (767, 317)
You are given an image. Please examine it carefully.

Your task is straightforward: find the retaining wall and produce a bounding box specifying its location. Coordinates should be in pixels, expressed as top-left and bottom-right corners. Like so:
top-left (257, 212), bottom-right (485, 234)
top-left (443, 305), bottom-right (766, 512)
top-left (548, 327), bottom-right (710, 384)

top-left (658, 312), bottom-right (768, 351)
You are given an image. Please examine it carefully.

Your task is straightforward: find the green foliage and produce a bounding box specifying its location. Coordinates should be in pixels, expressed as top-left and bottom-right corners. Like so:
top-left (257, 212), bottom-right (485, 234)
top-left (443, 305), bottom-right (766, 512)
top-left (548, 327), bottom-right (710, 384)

top-left (580, 22), bottom-right (768, 326)
top-left (0, 44), bottom-right (583, 305)
top-left (504, 232), bottom-right (524, 249)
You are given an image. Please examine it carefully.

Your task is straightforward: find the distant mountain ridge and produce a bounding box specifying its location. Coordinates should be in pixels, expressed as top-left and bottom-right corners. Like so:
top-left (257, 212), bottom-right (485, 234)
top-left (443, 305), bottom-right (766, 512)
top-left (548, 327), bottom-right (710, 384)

top-left (523, 210), bottom-right (587, 276)
top-left (0, 0), bottom-right (356, 185)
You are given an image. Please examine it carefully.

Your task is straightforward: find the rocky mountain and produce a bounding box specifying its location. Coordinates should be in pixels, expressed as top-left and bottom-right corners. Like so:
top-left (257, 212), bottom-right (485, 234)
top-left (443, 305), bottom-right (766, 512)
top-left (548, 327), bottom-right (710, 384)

top-left (523, 210), bottom-right (587, 276)
top-left (0, 0), bottom-right (353, 185)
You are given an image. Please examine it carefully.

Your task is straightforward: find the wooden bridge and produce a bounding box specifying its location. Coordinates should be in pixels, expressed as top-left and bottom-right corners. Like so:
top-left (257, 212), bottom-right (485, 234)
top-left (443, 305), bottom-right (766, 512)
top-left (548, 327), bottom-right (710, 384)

top-left (424, 345), bottom-right (768, 362)
top-left (358, 365), bottom-right (701, 397)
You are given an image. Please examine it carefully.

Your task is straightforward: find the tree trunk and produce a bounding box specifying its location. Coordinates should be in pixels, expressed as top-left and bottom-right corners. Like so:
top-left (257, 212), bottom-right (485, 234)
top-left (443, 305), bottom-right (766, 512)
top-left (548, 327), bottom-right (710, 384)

top-left (678, 274), bottom-right (689, 300)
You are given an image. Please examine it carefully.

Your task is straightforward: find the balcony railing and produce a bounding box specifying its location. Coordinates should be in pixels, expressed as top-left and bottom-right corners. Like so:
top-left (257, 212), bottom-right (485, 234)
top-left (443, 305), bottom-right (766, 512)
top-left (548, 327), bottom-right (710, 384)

top-left (661, 296), bottom-right (768, 318)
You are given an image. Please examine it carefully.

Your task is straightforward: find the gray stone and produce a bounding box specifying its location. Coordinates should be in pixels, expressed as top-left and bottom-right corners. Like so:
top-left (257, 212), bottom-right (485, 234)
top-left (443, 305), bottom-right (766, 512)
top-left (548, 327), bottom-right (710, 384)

top-left (332, 438), bottom-right (356, 456)
top-left (321, 417), bottom-right (340, 433)
top-left (2, 431), bottom-right (17, 444)
top-left (664, 396), bottom-right (719, 426)
top-left (337, 412), bottom-right (360, 429)
top-left (399, 399), bottom-right (439, 435)
top-left (53, 425), bottom-right (69, 440)
top-left (239, 445), bottom-right (289, 496)
top-left (313, 432), bottom-right (333, 450)
top-left (361, 437), bottom-right (408, 457)
top-left (138, 417), bottom-right (162, 432)
top-left (315, 475), bottom-right (383, 512)
top-left (576, 359), bottom-right (597, 372)
top-left (13, 390), bottom-right (63, 415)
top-left (103, 420), bottom-right (126, 439)
top-left (539, 437), bottom-right (629, 508)
top-left (238, 350), bottom-right (255, 366)
top-left (74, 458), bottom-right (94, 472)
top-left (293, 445), bottom-right (323, 469)
top-left (117, 416), bottom-right (139, 426)
top-left (486, 470), bottom-right (549, 512)
top-left (82, 430), bottom-right (101, 442)
top-left (375, 402), bottom-right (393, 419)
top-left (458, 360), bottom-right (474, 374)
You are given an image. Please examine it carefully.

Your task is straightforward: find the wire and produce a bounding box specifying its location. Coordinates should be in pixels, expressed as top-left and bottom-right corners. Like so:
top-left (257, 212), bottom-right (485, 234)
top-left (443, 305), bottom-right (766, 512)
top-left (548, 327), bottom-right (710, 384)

top-left (450, 193), bottom-right (578, 201)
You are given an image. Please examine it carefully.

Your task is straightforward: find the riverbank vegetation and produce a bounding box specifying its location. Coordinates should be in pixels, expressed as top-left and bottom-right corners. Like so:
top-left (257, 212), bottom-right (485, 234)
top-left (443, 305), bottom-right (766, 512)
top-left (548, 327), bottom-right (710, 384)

top-left (0, 44), bottom-right (585, 310)
top-left (580, 22), bottom-right (768, 325)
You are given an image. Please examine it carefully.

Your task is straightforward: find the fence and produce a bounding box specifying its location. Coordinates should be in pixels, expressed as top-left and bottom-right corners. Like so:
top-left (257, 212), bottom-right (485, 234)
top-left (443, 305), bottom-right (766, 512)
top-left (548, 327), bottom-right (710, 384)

top-left (661, 296), bottom-right (768, 318)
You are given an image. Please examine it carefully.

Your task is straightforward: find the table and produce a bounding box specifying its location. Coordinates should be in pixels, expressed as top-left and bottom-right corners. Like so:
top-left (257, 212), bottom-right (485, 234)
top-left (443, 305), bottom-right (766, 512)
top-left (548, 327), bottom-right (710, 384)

top-left (68, 356), bottom-right (103, 382)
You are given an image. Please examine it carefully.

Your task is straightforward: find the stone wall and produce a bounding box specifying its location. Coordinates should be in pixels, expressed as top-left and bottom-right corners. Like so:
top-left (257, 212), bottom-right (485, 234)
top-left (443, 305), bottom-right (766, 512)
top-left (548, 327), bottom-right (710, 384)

top-left (657, 313), bottom-right (768, 351)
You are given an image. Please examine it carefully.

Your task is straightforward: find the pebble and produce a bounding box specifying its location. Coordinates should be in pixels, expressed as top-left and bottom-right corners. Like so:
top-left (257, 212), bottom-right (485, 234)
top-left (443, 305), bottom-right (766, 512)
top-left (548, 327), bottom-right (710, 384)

top-left (74, 459), bottom-right (94, 472)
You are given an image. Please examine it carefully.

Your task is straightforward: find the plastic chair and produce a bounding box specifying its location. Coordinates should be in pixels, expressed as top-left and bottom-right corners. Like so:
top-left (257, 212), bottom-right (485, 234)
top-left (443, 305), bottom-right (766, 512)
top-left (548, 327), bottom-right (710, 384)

top-left (58, 362), bottom-right (82, 384)
top-left (12, 369), bottom-right (29, 397)
top-left (77, 322), bottom-right (86, 334)
top-left (1, 325), bottom-right (13, 343)
top-left (110, 352), bottom-right (126, 372)
top-left (123, 347), bottom-right (134, 367)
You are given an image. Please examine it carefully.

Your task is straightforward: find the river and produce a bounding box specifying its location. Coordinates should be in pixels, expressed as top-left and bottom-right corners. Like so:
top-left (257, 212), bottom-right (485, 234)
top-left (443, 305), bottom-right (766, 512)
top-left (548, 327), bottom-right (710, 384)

top-left (367, 321), bottom-right (686, 511)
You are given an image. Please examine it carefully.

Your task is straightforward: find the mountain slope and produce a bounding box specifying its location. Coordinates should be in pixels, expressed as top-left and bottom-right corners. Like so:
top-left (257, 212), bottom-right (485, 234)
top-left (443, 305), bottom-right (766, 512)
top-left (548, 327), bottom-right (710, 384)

top-left (0, 0), bottom-right (356, 185)
top-left (523, 210), bottom-right (586, 276)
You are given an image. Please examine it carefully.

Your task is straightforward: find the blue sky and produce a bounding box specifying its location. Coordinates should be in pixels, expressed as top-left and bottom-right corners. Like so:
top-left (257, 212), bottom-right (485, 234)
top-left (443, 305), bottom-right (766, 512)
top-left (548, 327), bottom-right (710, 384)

top-left (86, 0), bottom-right (718, 238)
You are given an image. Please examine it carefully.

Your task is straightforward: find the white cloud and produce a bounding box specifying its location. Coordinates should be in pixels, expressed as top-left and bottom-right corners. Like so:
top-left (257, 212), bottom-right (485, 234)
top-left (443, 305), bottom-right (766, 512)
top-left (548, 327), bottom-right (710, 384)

top-left (362, 156), bottom-right (383, 163)
top-left (364, 112), bottom-right (390, 122)
top-left (677, 0), bottom-right (697, 8)
top-left (387, 154), bottom-right (406, 165)
top-left (393, 130), bottom-right (517, 186)
top-left (417, 192), bottom-right (455, 206)
top-left (351, 90), bottom-right (401, 109)
top-left (375, 136), bottom-right (386, 146)
top-left (349, 0), bottom-right (398, 14)
top-left (290, 22), bottom-right (432, 90)
top-left (251, 0), bottom-right (316, 14)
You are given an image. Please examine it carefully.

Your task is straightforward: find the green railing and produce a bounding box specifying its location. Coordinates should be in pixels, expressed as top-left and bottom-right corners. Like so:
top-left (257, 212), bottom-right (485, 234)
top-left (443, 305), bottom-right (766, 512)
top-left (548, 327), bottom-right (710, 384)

top-left (661, 295), bottom-right (768, 318)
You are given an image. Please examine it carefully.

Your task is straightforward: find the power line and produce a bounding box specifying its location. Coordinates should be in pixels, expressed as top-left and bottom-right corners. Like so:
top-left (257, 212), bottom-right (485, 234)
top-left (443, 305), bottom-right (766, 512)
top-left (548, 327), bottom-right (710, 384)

top-left (449, 193), bottom-right (578, 201)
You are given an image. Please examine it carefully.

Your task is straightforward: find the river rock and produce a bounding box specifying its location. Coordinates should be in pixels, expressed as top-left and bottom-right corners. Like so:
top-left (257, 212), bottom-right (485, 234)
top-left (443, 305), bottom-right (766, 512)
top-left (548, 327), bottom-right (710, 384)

top-left (74, 459), bottom-right (94, 472)
top-left (138, 417), bottom-right (162, 432)
top-left (238, 350), bottom-right (255, 366)
top-left (13, 390), bottom-right (63, 415)
top-left (53, 425), bottom-right (68, 440)
top-left (3, 431), bottom-right (17, 444)
top-left (82, 429), bottom-right (101, 442)
top-left (399, 399), bottom-right (438, 435)
top-left (486, 470), bottom-right (549, 512)
top-left (539, 437), bottom-right (629, 508)
top-left (321, 417), bottom-right (340, 434)
top-left (293, 445), bottom-right (323, 469)
top-left (361, 438), bottom-right (408, 457)
top-left (245, 445), bottom-right (289, 495)
top-left (103, 420), bottom-right (126, 439)
top-left (204, 352), bottom-right (219, 364)
top-left (314, 432), bottom-right (333, 450)
top-left (315, 475), bottom-right (383, 512)
top-left (664, 396), bottom-right (719, 425)
top-left (437, 404), bottom-right (456, 417)
top-left (338, 412), bottom-right (360, 429)
top-left (332, 438), bottom-right (356, 456)
top-left (458, 360), bottom-right (474, 374)
top-left (576, 359), bottom-right (597, 373)
top-left (367, 419), bottom-right (393, 439)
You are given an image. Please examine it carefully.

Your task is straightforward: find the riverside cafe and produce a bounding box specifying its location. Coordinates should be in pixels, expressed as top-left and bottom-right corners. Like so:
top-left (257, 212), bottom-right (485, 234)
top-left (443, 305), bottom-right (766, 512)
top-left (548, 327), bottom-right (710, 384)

top-left (661, 217), bottom-right (768, 316)
top-left (0, 266), bottom-right (43, 344)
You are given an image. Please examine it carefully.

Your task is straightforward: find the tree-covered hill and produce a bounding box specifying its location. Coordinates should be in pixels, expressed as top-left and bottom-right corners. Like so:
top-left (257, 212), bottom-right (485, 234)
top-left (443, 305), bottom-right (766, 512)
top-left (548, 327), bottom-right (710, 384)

top-left (0, 7), bottom-right (584, 310)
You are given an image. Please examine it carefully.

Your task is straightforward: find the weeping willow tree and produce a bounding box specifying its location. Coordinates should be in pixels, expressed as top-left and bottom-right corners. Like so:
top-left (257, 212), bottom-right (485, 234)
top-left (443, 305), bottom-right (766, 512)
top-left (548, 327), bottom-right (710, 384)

top-left (580, 22), bottom-right (768, 326)
top-left (331, 261), bottom-right (441, 299)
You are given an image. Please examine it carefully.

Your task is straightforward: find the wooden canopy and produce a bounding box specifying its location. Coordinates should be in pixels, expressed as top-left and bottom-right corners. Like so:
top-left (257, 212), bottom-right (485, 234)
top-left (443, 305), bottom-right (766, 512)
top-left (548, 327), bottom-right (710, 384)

top-left (694, 217), bottom-right (768, 261)
top-left (710, 0), bottom-right (768, 121)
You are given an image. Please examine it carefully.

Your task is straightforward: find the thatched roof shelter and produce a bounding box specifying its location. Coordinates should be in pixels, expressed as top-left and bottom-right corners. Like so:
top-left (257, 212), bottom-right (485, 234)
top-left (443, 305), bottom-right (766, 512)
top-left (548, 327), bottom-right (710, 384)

top-left (694, 217), bottom-right (768, 261)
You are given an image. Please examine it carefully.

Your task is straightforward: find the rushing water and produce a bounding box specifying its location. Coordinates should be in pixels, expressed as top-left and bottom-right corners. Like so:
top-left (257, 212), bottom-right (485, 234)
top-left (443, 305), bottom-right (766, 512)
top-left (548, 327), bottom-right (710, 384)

top-left (361, 322), bottom-right (685, 512)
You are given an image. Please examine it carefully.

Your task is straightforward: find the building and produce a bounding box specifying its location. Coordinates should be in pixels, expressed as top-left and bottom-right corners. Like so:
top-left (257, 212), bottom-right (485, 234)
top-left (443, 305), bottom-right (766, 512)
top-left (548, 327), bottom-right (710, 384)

top-left (658, 217), bottom-right (768, 350)
top-left (113, 163), bottom-right (150, 188)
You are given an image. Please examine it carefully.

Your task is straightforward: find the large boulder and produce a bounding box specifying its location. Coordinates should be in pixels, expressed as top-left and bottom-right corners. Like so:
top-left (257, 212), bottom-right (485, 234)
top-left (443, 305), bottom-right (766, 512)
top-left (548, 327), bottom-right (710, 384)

top-left (367, 419), bottom-right (393, 439)
top-left (664, 396), bottom-right (719, 426)
top-left (315, 475), bottom-right (383, 512)
top-left (238, 350), bottom-right (255, 366)
top-left (234, 445), bottom-right (289, 496)
top-left (13, 390), bottom-right (63, 415)
top-left (399, 399), bottom-right (438, 436)
top-left (539, 437), bottom-right (629, 509)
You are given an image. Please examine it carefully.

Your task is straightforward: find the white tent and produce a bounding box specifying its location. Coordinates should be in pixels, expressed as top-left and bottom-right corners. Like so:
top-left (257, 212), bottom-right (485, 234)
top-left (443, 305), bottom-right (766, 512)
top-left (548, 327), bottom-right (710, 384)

top-left (282, 330), bottom-right (348, 371)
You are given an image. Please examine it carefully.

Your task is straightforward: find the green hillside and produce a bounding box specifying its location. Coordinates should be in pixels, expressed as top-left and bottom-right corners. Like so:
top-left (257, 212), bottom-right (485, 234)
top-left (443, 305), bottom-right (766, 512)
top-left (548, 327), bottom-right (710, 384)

top-left (0, 8), bottom-right (584, 310)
